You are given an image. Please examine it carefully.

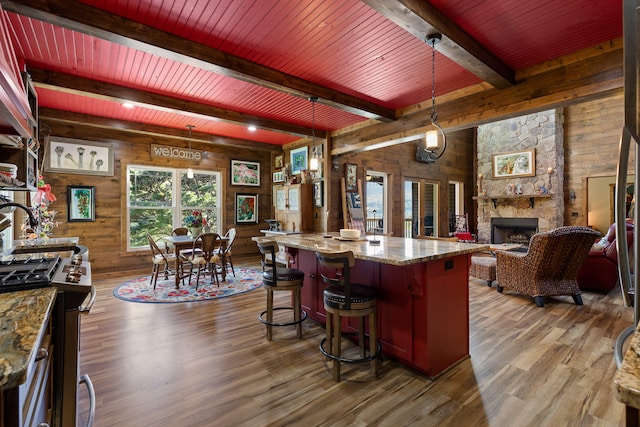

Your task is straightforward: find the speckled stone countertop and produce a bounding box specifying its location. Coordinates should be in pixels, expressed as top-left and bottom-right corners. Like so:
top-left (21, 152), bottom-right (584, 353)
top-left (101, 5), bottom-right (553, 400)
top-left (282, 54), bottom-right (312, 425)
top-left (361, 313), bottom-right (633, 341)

top-left (253, 233), bottom-right (489, 266)
top-left (0, 287), bottom-right (57, 390)
top-left (615, 325), bottom-right (640, 409)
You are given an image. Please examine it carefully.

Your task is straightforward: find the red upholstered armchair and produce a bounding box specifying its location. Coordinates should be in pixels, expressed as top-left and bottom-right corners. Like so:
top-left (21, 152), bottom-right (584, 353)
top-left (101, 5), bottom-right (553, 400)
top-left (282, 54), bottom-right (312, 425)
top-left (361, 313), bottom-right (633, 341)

top-left (577, 221), bottom-right (634, 292)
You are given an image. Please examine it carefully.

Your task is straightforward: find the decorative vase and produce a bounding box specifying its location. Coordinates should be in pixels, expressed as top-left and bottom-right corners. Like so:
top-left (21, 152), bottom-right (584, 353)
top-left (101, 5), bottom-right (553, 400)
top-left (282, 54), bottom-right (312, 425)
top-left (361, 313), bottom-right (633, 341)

top-left (189, 226), bottom-right (202, 237)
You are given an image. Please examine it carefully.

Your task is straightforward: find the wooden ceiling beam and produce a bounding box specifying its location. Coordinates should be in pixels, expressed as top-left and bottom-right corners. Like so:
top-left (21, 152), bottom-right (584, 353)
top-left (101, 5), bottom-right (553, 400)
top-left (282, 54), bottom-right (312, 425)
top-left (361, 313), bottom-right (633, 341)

top-left (330, 47), bottom-right (622, 155)
top-left (39, 108), bottom-right (280, 152)
top-left (3, 0), bottom-right (396, 122)
top-left (28, 68), bottom-right (325, 139)
top-left (360, 0), bottom-right (515, 89)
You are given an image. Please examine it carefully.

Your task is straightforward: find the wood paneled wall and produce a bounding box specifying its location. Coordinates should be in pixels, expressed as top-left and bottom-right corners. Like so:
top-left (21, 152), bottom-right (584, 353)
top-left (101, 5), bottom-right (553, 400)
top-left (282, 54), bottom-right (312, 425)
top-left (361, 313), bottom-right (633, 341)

top-left (563, 93), bottom-right (626, 226)
top-left (42, 125), bottom-right (275, 275)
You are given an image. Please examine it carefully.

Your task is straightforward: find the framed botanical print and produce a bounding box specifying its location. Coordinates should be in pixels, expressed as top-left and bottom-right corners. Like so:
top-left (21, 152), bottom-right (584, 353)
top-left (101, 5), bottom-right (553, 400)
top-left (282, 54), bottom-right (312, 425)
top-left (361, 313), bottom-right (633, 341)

top-left (46, 137), bottom-right (114, 176)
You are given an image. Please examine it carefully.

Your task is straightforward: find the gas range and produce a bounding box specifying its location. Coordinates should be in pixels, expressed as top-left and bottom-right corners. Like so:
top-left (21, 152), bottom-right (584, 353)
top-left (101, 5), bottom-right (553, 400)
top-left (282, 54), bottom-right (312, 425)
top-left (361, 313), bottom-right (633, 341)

top-left (0, 253), bottom-right (61, 293)
top-left (0, 252), bottom-right (92, 293)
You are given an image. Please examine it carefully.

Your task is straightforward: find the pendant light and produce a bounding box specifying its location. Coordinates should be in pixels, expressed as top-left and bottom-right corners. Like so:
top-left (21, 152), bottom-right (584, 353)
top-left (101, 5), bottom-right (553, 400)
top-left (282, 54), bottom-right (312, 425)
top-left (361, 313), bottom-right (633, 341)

top-left (308, 96), bottom-right (319, 172)
top-left (186, 125), bottom-right (195, 179)
top-left (419, 33), bottom-right (446, 162)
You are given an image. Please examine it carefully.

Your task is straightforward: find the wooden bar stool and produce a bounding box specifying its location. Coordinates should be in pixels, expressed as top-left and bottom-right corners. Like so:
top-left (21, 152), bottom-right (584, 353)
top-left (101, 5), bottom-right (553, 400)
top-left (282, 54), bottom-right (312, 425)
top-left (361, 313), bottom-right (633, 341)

top-left (256, 241), bottom-right (307, 340)
top-left (315, 250), bottom-right (381, 382)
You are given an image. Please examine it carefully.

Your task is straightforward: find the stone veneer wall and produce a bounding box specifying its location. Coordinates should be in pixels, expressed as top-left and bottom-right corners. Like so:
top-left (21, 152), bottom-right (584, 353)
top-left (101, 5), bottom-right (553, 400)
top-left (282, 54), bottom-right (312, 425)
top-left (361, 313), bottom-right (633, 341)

top-left (476, 109), bottom-right (565, 243)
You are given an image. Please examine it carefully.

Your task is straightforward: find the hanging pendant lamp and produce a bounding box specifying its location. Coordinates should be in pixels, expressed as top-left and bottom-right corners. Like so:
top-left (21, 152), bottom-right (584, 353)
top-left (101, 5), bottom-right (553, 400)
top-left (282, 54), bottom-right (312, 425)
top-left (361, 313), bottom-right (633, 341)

top-left (309, 96), bottom-right (319, 172)
top-left (418, 33), bottom-right (446, 163)
top-left (186, 125), bottom-right (195, 179)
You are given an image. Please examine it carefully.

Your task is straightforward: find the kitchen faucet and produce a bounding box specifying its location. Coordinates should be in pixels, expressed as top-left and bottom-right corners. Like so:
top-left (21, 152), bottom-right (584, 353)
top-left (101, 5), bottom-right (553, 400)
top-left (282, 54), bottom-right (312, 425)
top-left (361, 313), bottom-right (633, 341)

top-left (0, 202), bottom-right (38, 229)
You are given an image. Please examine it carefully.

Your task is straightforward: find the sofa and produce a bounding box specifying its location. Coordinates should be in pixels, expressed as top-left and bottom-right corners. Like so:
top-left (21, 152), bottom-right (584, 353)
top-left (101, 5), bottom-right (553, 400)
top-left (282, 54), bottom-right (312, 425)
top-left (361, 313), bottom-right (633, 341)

top-left (576, 221), bottom-right (634, 292)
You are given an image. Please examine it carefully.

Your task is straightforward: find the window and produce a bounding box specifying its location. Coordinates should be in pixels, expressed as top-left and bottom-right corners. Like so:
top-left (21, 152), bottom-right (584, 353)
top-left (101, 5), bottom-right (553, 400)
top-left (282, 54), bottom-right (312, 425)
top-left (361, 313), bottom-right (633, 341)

top-left (127, 165), bottom-right (221, 250)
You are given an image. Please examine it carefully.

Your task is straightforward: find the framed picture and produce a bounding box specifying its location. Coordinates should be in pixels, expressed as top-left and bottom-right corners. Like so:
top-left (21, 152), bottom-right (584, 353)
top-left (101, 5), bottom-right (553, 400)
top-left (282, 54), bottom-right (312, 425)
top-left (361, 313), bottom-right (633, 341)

top-left (231, 160), bottom-right (260, 186)
top-left (290, 146), bottom-right (308, 175)
top-left (274, 153), bottom-right (284, 169)
top-left (313, 181), bottom-right (324, 207)
top-left (492, 149), bottom-right (536, 178)
top-left (67, 186), bottom-right (95, 222)
top-left (345, 163), bottom-right (357, 191)
top-left (45, 137), bottom-right (114, 176)
top-left (273, 171), bottom-right (284, 183)
top-left (235, 193), bottom-right (258, 223)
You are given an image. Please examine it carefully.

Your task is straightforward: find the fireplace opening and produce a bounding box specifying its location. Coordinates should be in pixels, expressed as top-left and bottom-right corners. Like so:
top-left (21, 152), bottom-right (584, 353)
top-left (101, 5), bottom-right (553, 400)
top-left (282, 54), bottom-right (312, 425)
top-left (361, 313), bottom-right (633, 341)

top-left (491, 218), bottom-right (539, 245)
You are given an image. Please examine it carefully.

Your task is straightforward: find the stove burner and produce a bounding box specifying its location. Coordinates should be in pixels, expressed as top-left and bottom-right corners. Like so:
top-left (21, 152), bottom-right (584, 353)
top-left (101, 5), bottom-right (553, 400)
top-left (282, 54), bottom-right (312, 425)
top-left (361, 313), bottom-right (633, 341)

top-left (0, 254), bottom-right (61, 293)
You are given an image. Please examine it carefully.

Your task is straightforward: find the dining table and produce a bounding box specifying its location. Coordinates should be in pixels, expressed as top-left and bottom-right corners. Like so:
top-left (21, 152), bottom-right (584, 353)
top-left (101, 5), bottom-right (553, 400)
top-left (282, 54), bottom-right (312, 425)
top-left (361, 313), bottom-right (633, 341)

top-left (162, 234), bottom-right (229, 288)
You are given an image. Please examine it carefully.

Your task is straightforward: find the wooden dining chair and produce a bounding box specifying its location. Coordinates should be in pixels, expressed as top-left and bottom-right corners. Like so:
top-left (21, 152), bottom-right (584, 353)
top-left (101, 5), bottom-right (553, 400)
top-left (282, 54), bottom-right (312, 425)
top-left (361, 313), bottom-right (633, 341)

top-left (147, 233), bottom-right (186, 289)
top-left (219, 228), bottom-right (237, 277)
top-left (164, 227), bottom-right (190, 254)
top-left (186, 232), bottom-right (223, 289)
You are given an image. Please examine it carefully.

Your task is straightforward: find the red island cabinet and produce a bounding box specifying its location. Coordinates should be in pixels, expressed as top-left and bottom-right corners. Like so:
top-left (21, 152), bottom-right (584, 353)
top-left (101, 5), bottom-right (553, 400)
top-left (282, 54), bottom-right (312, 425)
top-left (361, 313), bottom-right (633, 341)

top-left (291, 246), bottom-right (471, 378)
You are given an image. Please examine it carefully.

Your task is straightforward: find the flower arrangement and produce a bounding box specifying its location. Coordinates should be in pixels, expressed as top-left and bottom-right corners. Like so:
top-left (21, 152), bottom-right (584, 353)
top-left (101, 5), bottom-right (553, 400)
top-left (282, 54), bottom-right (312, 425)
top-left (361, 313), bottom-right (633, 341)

top-left (184, 210), bottom-right (207, 228)
top-left (25, 175), bottom-right (58, 239)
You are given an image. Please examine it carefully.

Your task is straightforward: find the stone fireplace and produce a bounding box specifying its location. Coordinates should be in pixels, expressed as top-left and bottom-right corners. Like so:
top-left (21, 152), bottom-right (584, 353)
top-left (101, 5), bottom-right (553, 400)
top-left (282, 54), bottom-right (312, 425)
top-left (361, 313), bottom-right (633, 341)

top-left (476, 109), bottom-right (565, 243)
top-left (491, 217), bottom-right (539, 244)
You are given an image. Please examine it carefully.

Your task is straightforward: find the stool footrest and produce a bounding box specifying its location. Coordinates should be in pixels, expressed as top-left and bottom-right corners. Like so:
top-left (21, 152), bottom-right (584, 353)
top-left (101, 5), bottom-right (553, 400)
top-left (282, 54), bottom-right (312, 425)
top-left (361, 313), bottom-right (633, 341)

top-left (259, 307), bottom-right (307, 327)
top-left (319, 333), bottom-right (381, 364)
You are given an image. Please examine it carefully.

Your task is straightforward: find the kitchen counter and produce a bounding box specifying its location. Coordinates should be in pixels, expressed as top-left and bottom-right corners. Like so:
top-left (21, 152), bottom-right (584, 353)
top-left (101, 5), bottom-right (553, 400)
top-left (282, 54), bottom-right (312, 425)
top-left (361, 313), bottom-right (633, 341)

top-left (254, 233), bottom-right (489, 377)
top-left (252, 232), bottom-right (489, 266)
top-left (11, 237), bottom-right (80, 254)
top-left (0, 287), bottom-right (57, 390)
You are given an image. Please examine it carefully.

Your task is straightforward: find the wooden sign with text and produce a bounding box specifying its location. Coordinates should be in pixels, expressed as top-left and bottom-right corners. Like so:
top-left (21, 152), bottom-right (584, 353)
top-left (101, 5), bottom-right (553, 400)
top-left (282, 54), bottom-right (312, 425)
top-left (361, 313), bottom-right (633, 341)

top-left (150, 144), bottom-right (202, 162)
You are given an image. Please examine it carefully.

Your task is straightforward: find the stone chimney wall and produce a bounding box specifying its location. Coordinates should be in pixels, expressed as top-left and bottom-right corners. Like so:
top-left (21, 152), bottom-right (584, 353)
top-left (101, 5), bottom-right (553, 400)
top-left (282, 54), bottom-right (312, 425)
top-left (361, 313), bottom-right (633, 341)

top-left (476, 109), bottom-right (565, 243)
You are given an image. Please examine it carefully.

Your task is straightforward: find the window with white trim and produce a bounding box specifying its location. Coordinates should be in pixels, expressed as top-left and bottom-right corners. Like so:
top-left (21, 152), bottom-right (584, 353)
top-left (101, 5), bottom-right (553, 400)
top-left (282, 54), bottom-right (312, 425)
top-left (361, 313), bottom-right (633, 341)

top-left (127, 165), bottom-right (221, 250)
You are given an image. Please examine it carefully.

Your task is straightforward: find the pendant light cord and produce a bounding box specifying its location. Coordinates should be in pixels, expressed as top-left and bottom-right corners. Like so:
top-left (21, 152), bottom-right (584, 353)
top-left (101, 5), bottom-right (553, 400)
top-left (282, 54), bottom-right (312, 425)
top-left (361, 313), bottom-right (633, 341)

top-left (429, 36), bottom-right (438, 124)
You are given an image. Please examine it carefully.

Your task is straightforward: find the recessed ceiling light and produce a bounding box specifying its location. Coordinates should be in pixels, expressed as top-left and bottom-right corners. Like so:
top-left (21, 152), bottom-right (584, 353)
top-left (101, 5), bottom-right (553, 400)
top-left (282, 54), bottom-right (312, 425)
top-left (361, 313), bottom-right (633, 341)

top-left (122, 102), bottom-right (134, 109)
top-left (248, 125), bottom-right (257, 132)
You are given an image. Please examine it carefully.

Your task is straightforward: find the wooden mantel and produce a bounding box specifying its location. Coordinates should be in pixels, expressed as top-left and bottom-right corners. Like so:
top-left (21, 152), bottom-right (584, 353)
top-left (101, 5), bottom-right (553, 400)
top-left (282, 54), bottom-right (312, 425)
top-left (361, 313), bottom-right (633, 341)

top-left (473, 194), bottom-right (554, 208)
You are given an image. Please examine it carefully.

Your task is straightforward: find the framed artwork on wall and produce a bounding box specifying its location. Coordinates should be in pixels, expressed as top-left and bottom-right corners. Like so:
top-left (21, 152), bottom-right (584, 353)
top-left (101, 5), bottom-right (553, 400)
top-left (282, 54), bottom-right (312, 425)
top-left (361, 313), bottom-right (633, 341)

top-left (231, 160), bottom-right (260, 186)
top-left (313, 181), bottom-right (323, 207)
top-left (45, 137), bottom-right (114, 176)
top-left (492, 149), bottom-right (535, 178)
top-left (290, 146), bottom-right (308, 175)
top-left (273, 171), bottom-right (285, 183)
top-left (235, 193), bottom-right (258, 223)
top-left (345, 163), bottom-right (357, 191)
top-left (67, 185), bottom-right (95, 222)
top-left (274, 153), bottom-right (284, 169)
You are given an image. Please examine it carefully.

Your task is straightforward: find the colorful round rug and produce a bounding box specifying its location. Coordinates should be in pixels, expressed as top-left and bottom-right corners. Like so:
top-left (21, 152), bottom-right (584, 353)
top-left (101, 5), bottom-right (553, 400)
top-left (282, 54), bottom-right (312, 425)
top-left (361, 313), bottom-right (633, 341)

top-left (113, 267), bottom-right (263, 303)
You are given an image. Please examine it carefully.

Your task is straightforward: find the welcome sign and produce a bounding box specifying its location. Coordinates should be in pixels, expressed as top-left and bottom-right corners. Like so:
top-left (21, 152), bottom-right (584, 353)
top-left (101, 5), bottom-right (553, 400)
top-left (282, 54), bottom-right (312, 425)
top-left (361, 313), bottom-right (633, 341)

top-left (150, 144), bottom-right (202, 162)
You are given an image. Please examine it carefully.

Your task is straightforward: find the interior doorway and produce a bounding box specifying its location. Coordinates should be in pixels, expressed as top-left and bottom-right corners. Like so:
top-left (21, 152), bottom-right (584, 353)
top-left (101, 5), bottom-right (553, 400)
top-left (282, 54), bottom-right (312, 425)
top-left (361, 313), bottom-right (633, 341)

top-left (365, 171), bottom-right (388, 234)
top-left (404, 179), bottom-right (439, 238)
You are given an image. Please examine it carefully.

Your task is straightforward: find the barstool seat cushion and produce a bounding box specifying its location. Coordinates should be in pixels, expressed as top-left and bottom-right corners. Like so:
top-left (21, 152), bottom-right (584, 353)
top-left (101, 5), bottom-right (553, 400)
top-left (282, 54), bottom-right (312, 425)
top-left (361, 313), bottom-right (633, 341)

top-left (324, 283), bottom-right (377, 310)
top-left (263, 267), bottom-right (305, 284)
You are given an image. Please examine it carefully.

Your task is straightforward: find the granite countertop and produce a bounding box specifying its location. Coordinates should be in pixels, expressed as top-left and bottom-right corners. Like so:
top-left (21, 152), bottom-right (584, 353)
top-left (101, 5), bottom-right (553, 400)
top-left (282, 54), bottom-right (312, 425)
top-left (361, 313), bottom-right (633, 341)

top-left (615, 325), bottom-right (640, 409)
top-left (252, 233), bottom-right (489, 266)
top-left (0, 287), bottom-right (57, 390)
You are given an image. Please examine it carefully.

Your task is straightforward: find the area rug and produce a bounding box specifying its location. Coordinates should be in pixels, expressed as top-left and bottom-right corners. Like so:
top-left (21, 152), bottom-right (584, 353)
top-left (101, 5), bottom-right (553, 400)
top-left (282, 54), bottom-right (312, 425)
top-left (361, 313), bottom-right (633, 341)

top-left (113, 267), bottom-right (263, 303)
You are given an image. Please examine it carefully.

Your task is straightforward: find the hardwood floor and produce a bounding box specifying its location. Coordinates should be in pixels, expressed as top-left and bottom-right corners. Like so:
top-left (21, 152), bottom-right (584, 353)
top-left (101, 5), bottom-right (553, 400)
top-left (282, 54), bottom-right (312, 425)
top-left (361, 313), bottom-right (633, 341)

top-left (78, 256), bottom-right (632, 426)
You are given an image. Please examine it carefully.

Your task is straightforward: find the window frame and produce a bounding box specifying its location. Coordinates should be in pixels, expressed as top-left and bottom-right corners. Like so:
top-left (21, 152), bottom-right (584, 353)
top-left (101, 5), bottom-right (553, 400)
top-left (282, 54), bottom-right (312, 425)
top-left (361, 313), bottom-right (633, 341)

top-left (126, 164), bottom-right (222, 251)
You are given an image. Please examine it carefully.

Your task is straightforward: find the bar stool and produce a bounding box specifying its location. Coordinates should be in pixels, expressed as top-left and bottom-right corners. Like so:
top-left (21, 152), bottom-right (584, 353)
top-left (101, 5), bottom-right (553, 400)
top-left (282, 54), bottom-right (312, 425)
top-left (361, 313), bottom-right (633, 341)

top-left (315, 250), bottom-right (381, 382)
top-left (256, 241), bottom-right (307, 340)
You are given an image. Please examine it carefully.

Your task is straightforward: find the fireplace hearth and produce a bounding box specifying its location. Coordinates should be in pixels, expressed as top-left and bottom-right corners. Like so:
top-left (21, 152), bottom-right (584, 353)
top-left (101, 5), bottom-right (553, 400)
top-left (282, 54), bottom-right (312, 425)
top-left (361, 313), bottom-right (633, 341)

top-left (491, 218), bottom-right (539, 245)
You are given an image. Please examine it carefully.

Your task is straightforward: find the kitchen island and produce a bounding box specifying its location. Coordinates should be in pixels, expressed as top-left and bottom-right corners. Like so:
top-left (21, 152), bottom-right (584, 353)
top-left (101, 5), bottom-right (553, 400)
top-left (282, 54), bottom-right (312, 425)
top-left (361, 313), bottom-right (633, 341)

top-left (252, 233), bottom-right (489, 377)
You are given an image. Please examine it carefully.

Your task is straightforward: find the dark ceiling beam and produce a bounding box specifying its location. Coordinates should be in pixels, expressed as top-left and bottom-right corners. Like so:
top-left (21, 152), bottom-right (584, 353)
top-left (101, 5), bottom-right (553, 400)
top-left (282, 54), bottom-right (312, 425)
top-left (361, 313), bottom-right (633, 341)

top-left (360, 0), bottom-right (515, 89)
top-left (2, 0), bottom-right (396, 122)
top-left (39, 108), bottom-right (281, 152)
top-left (28, 68), bottom-right (326, 139)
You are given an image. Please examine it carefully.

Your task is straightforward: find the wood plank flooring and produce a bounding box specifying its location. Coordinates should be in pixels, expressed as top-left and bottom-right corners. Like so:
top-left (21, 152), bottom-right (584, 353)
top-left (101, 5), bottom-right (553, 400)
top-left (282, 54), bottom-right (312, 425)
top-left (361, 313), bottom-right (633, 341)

top-left (77, 257), bottom-right (632, 426)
